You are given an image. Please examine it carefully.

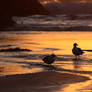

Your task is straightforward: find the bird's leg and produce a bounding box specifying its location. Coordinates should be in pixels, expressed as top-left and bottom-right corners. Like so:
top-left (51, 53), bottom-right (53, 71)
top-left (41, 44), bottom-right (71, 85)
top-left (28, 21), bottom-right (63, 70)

top-left (75, 55), bottom-right (79, 60)
top-left (77, 56), bottom-right (80, 60)
top-left (75, 55), bottom-right (77, 60)
top-left (77, 56), bottom-right (79, 60)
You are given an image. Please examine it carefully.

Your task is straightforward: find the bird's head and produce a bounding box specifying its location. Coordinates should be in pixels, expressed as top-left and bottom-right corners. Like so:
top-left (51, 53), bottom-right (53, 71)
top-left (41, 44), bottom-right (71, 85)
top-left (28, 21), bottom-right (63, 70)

top-left (51, 53), bottom-right (57, 58)
top-left (74, 43), bottom-right (78, 47)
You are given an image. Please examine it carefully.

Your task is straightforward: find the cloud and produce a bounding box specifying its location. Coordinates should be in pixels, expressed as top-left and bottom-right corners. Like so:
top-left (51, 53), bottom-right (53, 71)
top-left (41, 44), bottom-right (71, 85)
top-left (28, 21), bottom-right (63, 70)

top-left (40, 0), bottom-right (92, 3)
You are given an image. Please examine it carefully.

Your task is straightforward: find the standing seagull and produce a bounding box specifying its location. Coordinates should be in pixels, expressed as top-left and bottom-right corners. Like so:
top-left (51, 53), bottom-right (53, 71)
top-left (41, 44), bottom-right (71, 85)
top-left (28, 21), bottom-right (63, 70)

top-left (42, 54), bottom-right (56, 65)
top-left (72, 43), bottom-right (84, 59)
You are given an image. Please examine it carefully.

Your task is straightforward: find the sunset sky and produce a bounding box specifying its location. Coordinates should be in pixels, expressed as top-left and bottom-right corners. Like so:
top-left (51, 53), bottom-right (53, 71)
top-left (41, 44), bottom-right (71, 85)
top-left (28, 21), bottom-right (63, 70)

top-left (40, 0), bottom-right (92, 4)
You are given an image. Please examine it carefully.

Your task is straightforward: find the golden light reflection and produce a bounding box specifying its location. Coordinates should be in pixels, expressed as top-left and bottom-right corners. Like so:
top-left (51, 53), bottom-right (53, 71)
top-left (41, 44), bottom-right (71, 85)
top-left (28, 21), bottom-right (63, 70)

top-left (0, 62), bottom-right (43, 75)
top-left (1, 31), bottom-right (92, 76)
top-left (2, 31), bottom-right (92, 55)
top-left (22, 32), bottom-right (92, 55)
top-left (1, 31), bottom-right (92, 92)
top-left (58, 60), bottom-right (92, 72)
top-left (62, 76), bottom-right (91, 92)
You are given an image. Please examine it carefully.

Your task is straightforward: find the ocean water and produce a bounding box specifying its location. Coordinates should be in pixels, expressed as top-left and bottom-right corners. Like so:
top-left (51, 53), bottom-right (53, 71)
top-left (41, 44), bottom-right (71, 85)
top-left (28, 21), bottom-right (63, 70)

top-left (0, 31), bottom-right (92, 75)
top-left (12, 15), bottom-right (92, 31)
top-left (1, 31), bottom-right (92, 92)
top-left (1, 15), bottom-right (92, 92)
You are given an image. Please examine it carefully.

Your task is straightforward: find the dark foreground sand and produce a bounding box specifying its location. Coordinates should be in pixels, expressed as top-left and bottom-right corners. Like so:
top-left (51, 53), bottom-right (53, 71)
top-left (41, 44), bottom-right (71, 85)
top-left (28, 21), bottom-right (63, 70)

top-left (0, 71), bottom-right (90, 92)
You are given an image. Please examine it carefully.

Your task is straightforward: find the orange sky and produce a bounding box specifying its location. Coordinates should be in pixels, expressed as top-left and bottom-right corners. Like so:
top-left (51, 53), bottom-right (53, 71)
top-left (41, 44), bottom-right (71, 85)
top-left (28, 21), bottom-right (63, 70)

top-left (40, 0), bottom-right (91, 4)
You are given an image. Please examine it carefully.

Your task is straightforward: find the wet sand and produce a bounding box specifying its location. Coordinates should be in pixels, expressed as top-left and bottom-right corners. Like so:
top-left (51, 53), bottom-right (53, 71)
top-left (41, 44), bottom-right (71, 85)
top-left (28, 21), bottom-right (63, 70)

top-left (0, 71), bottom-right (90, 92)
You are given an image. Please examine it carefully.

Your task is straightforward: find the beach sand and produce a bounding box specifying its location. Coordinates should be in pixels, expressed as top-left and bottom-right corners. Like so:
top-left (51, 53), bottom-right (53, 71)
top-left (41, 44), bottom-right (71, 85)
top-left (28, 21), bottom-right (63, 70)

top-left (0, 71), bottom-right (90, 92)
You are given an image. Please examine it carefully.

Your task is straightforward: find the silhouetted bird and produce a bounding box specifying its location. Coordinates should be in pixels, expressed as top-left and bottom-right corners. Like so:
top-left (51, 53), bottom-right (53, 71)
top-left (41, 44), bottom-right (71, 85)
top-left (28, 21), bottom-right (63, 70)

top-left (42, 54), bottom-right (56, 65)
top-left (72, 43), bottom-right (84, 59)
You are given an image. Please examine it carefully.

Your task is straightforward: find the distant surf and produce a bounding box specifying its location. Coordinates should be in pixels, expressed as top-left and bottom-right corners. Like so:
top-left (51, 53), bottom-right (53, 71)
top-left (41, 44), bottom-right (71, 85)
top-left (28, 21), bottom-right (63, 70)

top-left (6, 15), bottom-right (92, 31)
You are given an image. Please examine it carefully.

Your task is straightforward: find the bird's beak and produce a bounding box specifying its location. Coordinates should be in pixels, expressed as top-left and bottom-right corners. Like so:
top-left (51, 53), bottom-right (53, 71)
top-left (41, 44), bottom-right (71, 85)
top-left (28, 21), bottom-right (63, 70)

top-left (76, 44), bottom-right (78, 46)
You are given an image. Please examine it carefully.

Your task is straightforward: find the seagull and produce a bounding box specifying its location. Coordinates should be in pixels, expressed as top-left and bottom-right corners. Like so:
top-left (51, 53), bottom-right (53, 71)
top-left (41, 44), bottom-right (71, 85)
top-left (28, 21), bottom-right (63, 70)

top-left (42, 54), bottom-right (56, 65)
top-left (72, 43), bottom-right (84, 59)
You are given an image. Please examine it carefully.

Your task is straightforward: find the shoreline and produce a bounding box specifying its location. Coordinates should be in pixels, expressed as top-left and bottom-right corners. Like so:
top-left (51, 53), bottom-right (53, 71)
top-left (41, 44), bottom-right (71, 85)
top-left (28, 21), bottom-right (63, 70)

top-left (0, 71), bottom-right (90, 92)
